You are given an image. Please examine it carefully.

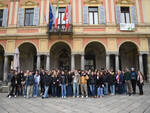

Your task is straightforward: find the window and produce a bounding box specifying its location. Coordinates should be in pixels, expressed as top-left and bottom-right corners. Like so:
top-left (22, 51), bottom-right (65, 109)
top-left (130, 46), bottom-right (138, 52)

top-left (89, 7), bottom-right (98, 25)
top-left (120, 7), bottom-right (130, 23)
top-left (58, 7), bottom-right (66, 25)
top-left (0, 10), bottom-right (3, 27)
top-left (24, 8), bottom-right (34, 26)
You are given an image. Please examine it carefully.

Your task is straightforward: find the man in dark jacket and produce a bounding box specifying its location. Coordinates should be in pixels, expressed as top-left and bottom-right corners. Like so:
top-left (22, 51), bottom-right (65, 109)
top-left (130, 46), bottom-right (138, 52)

top-left (124, 67), bottom-right (132, 96)
top-left (59, 71), bottom-right (68, 98)
top-left (42, 72), bottom-right (52, 99)
top-left (131, 67), bottom-right (137, 94)
top-left (108, 70), bottom-right (116, 95)
top-left (26, 71), bottom-right (34, 98)
top-left (89, 71), bottom-right (96, 97)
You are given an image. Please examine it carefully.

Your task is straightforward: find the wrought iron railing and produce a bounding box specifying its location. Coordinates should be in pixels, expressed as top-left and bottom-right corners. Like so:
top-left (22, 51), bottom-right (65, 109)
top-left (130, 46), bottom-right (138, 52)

top-left (48, 24), bottom-right (73, 34)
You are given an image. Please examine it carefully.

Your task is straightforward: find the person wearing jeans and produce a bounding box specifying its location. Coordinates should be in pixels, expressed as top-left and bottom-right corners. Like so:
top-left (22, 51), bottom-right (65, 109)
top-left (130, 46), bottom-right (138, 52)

top-left (72, 70), bottom-right (80, 97)
top-left (96, 72), bottom-right (104, 98)
top-left (33, 70), bottom-right (40, 97)
top-left (59, 71), bottom-right (68, 98)
top-left (67, 71), bottom-right (73, 96)
top-left (89, 71), bottom-right (96, 97)
top-left (108, 70), bottom-right (116, 95)
top-left (42, 72), bottom-right (51, 99)
top-left (52, 71), bottom-right (59, 97)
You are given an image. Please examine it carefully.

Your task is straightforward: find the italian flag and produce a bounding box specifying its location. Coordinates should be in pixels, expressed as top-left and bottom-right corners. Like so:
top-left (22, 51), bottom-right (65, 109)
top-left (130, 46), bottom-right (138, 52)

top-left (54, 0), bottom-right (59, 30)
top-left (63, 6), bottom-right (69, 32)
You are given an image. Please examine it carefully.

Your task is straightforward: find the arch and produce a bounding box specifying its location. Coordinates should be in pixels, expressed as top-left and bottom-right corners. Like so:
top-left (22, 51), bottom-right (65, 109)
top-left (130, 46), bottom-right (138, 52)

top-left (50, 41), bottom-right (71, 70)
top-left (119, 41), bottom-right (139, 71)
top-left (17, 41), bottom-right (38, 52)
top-left (118, 40), bottom-right (140, 52)
top-left (49, 40), bottom-right (72, 52)
top-left (83, 40), bottom-right (107, 53)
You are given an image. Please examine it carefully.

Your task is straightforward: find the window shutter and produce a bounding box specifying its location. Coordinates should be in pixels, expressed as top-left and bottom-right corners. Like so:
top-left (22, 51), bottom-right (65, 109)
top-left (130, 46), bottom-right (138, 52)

top-left (83, 6), bottom-right (88, 24)
top-left (17, 8), bottom-right (24, 27)
top-left (130, 6), bottom-right (137, 24)
top-left (68, 5), bottom-right (71, 24)
top-left (115, 6), bottom-right (120, 24)
top-left (33, 7), bottom-right (40, 26)
top-left (2, 8), bottom-right (8, 27)
top-left (99, 6), bottom-right (105, 24)
top-left (52, 6), bottom-right (56, 24)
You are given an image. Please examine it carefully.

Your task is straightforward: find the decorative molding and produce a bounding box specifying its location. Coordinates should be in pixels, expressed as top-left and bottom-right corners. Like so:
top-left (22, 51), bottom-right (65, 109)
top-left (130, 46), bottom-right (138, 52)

top-left (116, 0), bottom-right (135, 5)
top-left (21, 0), bottom-right (39, 7)
top-left (52, 0), bottom-right (70, 5)
top-left (84, 0), bottom-right (103, 5)
top-left (0, 1), bottom-right (8, 8)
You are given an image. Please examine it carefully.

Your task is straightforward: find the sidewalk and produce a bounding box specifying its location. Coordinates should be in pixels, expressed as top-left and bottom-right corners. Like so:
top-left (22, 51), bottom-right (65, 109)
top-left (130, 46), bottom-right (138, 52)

top-left (0, 84), bottom-right (150, 113)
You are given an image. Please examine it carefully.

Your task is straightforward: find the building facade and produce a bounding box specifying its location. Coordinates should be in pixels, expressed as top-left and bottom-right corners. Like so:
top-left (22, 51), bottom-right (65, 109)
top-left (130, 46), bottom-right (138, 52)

top-left (0, 0), bottom-right (150, 82)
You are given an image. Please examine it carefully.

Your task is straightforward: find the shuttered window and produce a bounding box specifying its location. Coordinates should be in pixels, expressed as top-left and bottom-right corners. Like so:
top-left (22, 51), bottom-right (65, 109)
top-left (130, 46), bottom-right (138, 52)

top-left (120, 7), bottom-right (130, 23)
top-left (89, 7), bottom-right (98, 25)
top-left (0, 10), bottom-right (3, 27)
top-left (24, 8), bottom-right (34, 26)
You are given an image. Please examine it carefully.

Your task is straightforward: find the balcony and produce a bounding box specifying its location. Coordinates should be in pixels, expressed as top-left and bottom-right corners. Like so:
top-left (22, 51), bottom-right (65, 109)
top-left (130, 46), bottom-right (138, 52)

top-left (48, 24), bottom-right (73, 39)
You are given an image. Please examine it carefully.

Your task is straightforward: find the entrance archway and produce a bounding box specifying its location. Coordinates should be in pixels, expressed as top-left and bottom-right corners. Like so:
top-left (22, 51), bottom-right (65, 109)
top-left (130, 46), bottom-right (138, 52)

top-left (119, 42), bottom-right (139, 70)
top-left (50, 42), bottom-right (71, 70)
top-left (19, 43), bottom-right (37, 71)
top-left (0, 45), bottom-right (4, 80)
top-left (84, 42), bottom-right (106, 70)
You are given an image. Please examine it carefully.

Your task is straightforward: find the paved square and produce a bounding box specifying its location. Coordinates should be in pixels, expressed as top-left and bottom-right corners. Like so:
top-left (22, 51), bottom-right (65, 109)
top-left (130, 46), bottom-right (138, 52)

top-left (0, 84), bottom-right (150, 113)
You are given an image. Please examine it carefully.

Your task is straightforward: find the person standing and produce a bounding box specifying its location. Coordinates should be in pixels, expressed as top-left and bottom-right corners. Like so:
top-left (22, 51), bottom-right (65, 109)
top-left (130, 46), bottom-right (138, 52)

top-left (42, 71), bottom-right (52, 99)
top-left (89, 71), bottom-right (96, 97)
top-left (96, 72), bottom-right (104, 98)
top-left (59, 71), bottom-right (68, 98)
top-left (72, 70), bottom-right (80, 98)
top-left (52, 70), bottom-right (59, 97)
top-left (7, 70), bottom-right (14, 97)
top-left (103, 70), bottom-right (109, 95)
top-left (80, 71), bottom-right (89, 98)
top-left (67, 71), bottom-right (73, 97)
top-left (124, 68), bottom-right (132, 96)
top-left (137, 71), bottom-right (144, 95)
top-left (26, 71), bottom-right (34, 98)
top-left (108, 70), bottom-right (116, 95)
top-left (116, 70), bottom-right (124, 94)
top-left (131, 68), bottom-right (137, 94)
top-left (23, 70), bottom-right (29, 97)
top-left (33, 70), bottom-right (40, 97)
top-left (40, 70), bottom-right (46, 96)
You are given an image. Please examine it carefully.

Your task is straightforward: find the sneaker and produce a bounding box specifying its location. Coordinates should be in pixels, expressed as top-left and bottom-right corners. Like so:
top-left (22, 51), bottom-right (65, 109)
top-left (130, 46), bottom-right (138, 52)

top-left (77, 96), bottom-right (79, 98)
top-left (8, 95), bottom-right (11, 98)
top-left (64, 96), bottom-right (66, 98)
top-left (62, 96), bottom-right (64, 98)
top-left (86, 96), bottom-right (88, 98)
top-left (14, 95), bottom-right (16, 98)
top-left (81, 96), bottom-right (84, 98)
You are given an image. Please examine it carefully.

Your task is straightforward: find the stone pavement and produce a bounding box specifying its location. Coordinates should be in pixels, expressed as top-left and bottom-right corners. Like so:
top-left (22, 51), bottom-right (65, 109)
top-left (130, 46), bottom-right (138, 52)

top-left (0, 84), bottom-right (150, 113)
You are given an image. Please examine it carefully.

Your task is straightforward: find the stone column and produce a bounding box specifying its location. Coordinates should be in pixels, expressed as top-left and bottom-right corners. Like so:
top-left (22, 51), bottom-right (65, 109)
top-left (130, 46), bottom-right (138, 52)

top-left (46, 54), bottom-right (50, 71)
top-left (37, 54), bottom-right (41, 70)
top-left (3, 55), bottom-right (8, 82)
top-left (71, 54), bottom-right (75, 71)
top-left (147, 54), bottom-right (150, 82)
top-left (115, 54), bottom-right (119, 72)
top-left (139, 53), bottom-right (144, 74)
top-left (81, 54), bottom-right (85, 70)
top-left (106, 53), bottom-right (110, 70)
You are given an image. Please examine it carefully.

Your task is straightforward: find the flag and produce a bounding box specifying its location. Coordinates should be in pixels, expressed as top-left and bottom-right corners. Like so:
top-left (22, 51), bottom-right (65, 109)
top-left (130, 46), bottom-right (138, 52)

top-left (63, 6), bottom-right (69, 32)
top-left (54, 0), bottom-right (59, 30)
top-left (49, 3), bottom-right (53, 30)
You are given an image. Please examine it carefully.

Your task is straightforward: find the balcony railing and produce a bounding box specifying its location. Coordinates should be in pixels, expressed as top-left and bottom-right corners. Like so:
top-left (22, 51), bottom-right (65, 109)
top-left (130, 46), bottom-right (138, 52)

top-left (48, 24), bottom-right (73, 39)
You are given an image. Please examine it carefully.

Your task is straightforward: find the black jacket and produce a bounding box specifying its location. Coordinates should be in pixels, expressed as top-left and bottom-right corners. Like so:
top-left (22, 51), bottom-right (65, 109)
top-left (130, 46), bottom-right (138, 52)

top-left (59, 74), bottom-right (68, 85)
top-left (96, 76), bottom-right (104, 88)
top-left (43, 74), bottom-right (52, 86)
top-left (52, 76), bottom-right (59, 86)
top-left (89, 74), bottom-right (96, 85)
top-left (108, 74), bottom-right (116, 85)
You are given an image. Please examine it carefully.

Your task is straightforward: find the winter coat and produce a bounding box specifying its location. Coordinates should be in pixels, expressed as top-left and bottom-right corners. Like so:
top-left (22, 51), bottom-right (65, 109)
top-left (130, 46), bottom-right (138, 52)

top-left (96, 76), bottom-right (104, 88)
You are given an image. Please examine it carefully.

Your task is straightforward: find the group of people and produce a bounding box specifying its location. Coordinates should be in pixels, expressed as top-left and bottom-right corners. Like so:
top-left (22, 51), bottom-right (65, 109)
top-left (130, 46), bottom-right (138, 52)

top-left (7, 67), bottom-right (145, 99)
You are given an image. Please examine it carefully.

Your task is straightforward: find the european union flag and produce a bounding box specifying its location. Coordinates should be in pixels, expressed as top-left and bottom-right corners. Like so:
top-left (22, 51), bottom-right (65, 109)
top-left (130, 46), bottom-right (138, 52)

top-left (49, 3), bottom-right (53, 30)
